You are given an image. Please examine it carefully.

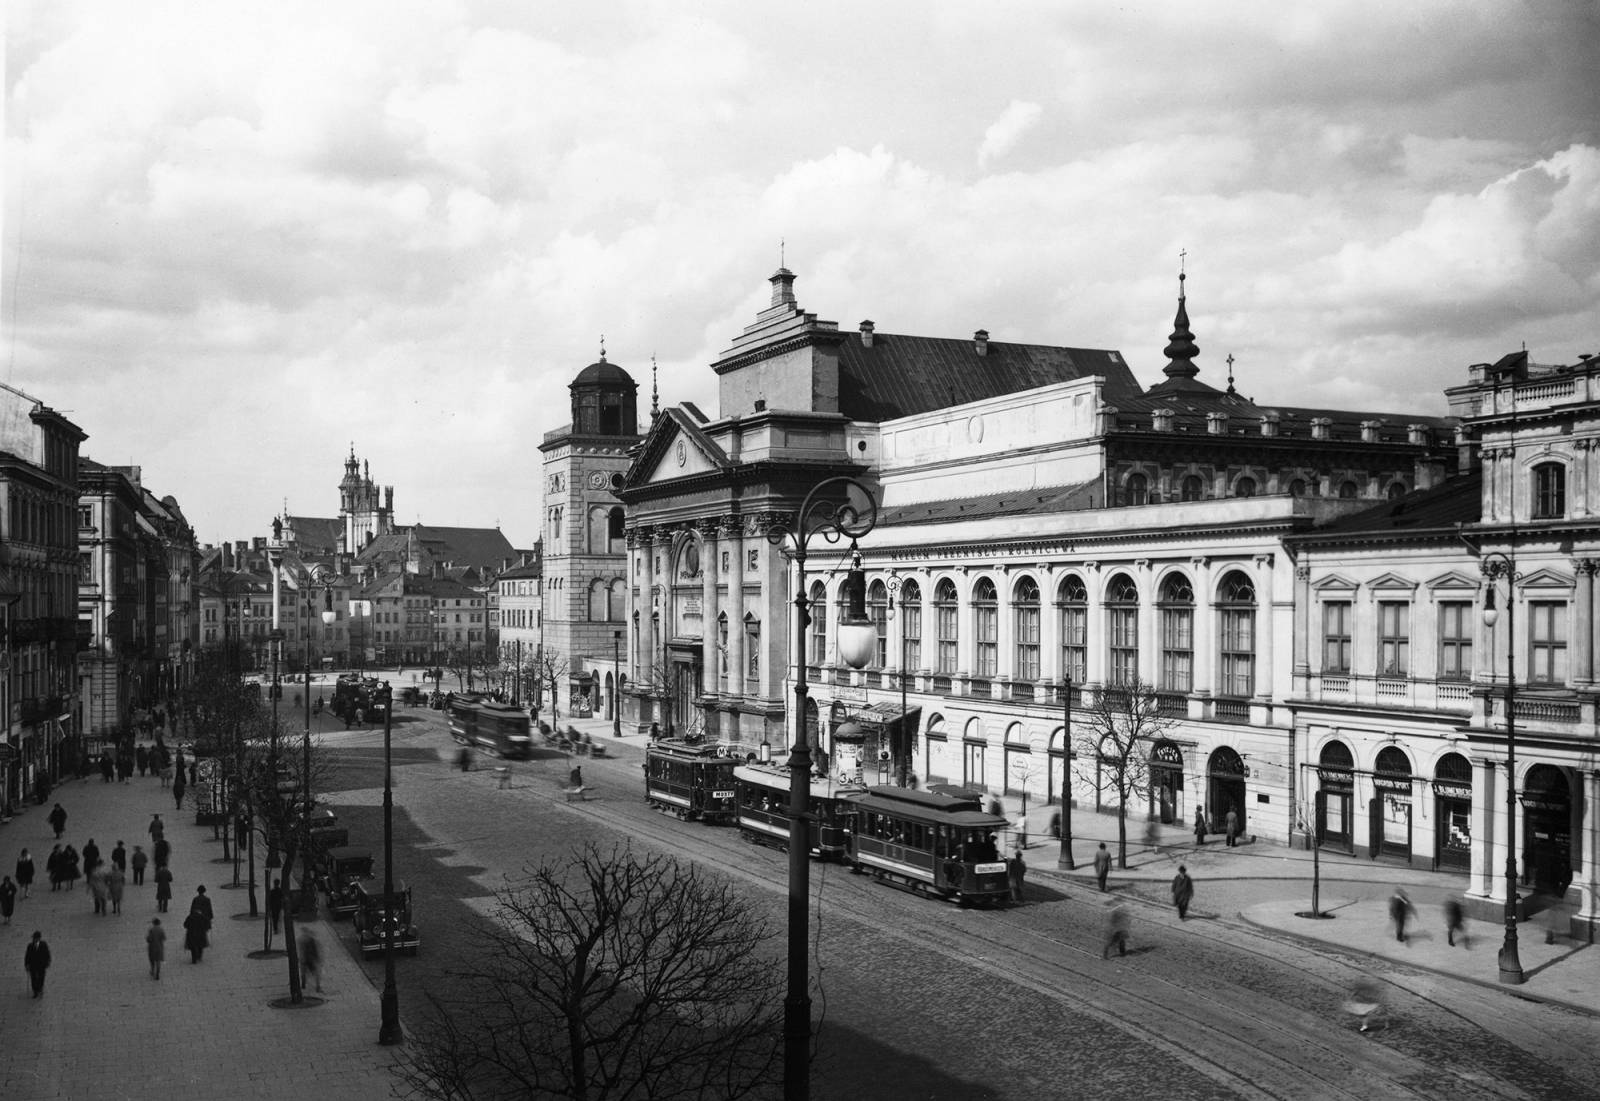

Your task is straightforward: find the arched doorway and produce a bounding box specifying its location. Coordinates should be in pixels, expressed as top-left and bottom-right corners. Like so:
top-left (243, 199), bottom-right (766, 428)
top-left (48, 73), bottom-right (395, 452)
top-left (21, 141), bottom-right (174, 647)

top-left (1316, 741), bottom-right (1355, 853)
top-left (1432, 752), bottom-right (1472, 872)
top-left (1048, 724), bottom-right (1067, 806)
top-left (1372, 746), bottom-right (1413, 862)
top-left (1150, 740), bottom-right (1184, 824)
top-left (1207, 746), bottom-right (1246, 834)
top-left (924, 715), bottom-right (948, 785)
top-left (1523, 765), bottom-right (1573, 896)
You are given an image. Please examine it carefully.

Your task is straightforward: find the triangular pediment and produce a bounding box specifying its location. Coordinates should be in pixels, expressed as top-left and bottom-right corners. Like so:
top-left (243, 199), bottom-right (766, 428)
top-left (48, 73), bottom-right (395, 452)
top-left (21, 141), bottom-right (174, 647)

top-left (1367, 572), bottom-right (1419, 592)
top-left (1311, 573), bottom-right (1359, 593)
top-left (623, 408), bottom-right (731, 490)
top-left (1517, 567), bottom-right (1573, 590)
top-left (1425, 570), bottom-right (1481, 592)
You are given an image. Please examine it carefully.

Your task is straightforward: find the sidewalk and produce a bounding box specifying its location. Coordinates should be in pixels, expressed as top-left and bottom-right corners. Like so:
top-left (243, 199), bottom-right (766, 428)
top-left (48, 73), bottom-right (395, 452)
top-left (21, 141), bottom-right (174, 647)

top-left (0, 764), bottom-right (397, 1100)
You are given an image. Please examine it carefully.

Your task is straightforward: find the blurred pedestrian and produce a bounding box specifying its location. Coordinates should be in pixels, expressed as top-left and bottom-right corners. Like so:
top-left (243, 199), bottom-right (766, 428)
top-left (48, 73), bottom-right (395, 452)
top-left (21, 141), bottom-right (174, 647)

top-left (90, 864), bottom-right (110, 915)
top-left (1093, 842), bottom-right (1111, 892)
top-left (1007, 849), bottom-right (1026, 902)
top-left (189, 760), bottom-right (198, 785)
top-left (109, 865), bottom-right (126, 915)
top-left (172, 770), bottom-right (186, 811)
top-left (1444, 898), bottom-right (1469, 948)
top-left (23, 930), bottom-right (51, 997)
top-left (1390, 887), bottom-right (1415, 944)
top-left (1171, 865), bottom-right (1195, 920)
top-left (183, 909), bottom-right (208, 963)
top-left (457, 746), bottom-right (472, 772)
top-left (0, 875), bottom-right (16, 924)
top-left (136, 745), bottom-right (150, 777)
top-left (82, 838), bottom-right (100, 876)
top-left (99, 754), bottom-right (114, 783)
top-left (299, 928), bottom-right (322, 993)
top-left (16, 848), bottom-right (34, 898)
top-left (1225, 805), bottom-right (1240, 848)
top-left (131, 845), bottom-right (147, 886)
top-left (1101, 905), bottom-right (1130, 958)
top-left (267, 880), bottom-right (283, 936)
top-left (111, 841), bottom-right (127, 873)
top-left (148, 813), bottom-right (164, 843)
top-left (47, 803), bottom-right (67, 840)
top-left (147, 918), bottom-right (165, 979)
top-left (154, 837), bottom-right (171, 870)
top-left (154, 866), bottom-right (173, 912)
top-left (60, 844), bottom-right (80, 890)
top-left (46, 845), bottom-right (63, 891)
top-left (1193, 807), bottom-right (1207, 846)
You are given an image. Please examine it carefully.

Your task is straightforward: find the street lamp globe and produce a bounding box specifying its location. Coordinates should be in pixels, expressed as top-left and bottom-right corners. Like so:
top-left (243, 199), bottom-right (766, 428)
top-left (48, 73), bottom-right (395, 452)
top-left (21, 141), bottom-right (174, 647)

top-left (835, 547), bottom-right (877, 671)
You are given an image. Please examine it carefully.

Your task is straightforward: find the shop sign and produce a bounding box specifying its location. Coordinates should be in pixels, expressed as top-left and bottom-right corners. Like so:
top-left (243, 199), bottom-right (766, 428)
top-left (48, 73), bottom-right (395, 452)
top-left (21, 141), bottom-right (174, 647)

top-left (1151, 742), bottom-right (1184, 766)
top-left (1431, 782), bottom-right (1472, 800)
top-left (1373, 774), bottom-right (1412, 792)
top-left (1317, 767), bottom-right (1354, 789)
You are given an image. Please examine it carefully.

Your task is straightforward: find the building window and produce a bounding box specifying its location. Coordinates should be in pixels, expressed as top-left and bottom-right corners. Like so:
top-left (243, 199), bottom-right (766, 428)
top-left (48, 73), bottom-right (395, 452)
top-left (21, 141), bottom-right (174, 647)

top-left (1386, 481), bottom-right (1407, 500)
top-left (1107, 573), bottom-right (1139, 687)
top-left (1438, 601), bottom-right (1472, 680)
top-left (1288, 479), bottom-right (1307, 497)
top-left (869, 580), bottom-right (889, 669)
top-left (1323, 601), bottom-right (1352, 672)
top-left (900, 579), bottom-right (922, 671)
top-left (973, 578), bottom-right (998, 678)
top-left (745, 616), bottom-right (760, 681)
top-left (718, 613), bottom-right (729, 678)
top-left (1529, 601), bottom-right (1568, 684)
top-left (935, 579), bottom-right (958, 674)
top-left (1377, 601), bottom-right (1410, 676)
top-left (1059, 575), bottom-right (1087, 683)
top-left (1234, 477), bottom-right (1257, 498)
top-left (1159, 574), bottom-right (1193, 693)
top-left (809, 582), bottom-right (827, 664)
top-left (1533, 463), bottom-right (1566, 519)
top-left (1014, 577), bottom-right (1040, 682)
top-left (1218, 571), bottom-right (1256, 697)
top-left (1126, 473), bottom-right (1149, 506)
top-left (1181, 475), bottom-right (1204, 501)
top-left (1338, 480), bottom-right (1358, 499)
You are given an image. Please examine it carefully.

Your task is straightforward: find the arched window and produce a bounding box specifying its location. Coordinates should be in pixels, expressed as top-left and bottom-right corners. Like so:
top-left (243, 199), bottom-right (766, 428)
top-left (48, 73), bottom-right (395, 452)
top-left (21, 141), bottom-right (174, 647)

top-left (973, 577), bottom-right (998, 678)
top-left (1338, 480), bottom-right (1359, 499)
top-left (1127, 472), bottom-right (1149, 506)
top-left (1107, 573), bottom-right (1139, 686)
top-left (935, 579), bottom-right (959, 674)
top-left (1014, 577), bottom-right (1040, 682)
top-left (900, 579), bottom-right (922, 671)
top-left (1059, 575), bottom-right (1087, 684)
top-left (608, 579), bottom-right (627, 622)
top-left (869, 580), bottom-right (889, 669)
top-left (1234, 476), bottom-right (1257, 498)
top-left (717, 613), bottom-right (729, 678)
top-left (1533, 462), bottom-right (1566, 519)
top-left (809, 581), bottom-right (828, 664)
top-left (744, 614), bottom-right (760, 682)
top-left (1288, 478), bottom-right (1307, 497)
top-left (1386, 481), bottom-right (1407, 500)
top-left (1181, 475), bottom-right (1205, 501)
top-left (1159, 573), bottom-right (1194, 693)
top-left (1218, 571), bottom-right (1256, 697)
top-left (588, 580), bottom-right (607, 622)
top-left (607, 506), bottom-right (626, 551)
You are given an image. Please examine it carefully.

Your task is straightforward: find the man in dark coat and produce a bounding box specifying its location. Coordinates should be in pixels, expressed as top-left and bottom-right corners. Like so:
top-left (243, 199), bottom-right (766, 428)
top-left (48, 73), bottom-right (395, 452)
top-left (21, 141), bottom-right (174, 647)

top-left (1007, 850), bottom-right (1026, 903)
top-left (81, 839), bottom-right (100, 876)
top-left (24, 931), bottom-right (51, 996)
top-left (173, 770), bottom-right (187, 811)
top-left (190, 885), bottom-right (214, 925)
top-left (1093, 842), bottom-right (1112, 892)
top-left (111, 841), bottom-right (127, 873)
top-left (100, 754), bottom-right (114, 783)
top-left (136, 745), bottom-right (150, 777)
top-left (1225, 806), bottom-right (1240, 848)
top-left (47, 803), bottom-right (67, 840)
top-left (1171, 865), bottom-right (1195, 920)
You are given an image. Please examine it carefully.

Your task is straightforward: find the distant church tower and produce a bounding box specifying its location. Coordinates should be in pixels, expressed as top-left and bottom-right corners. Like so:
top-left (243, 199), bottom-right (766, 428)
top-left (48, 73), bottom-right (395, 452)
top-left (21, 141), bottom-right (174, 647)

top-left (538, 342), bottom-right (642, 708)
top-left (337, 445), bottom-right (394, 554)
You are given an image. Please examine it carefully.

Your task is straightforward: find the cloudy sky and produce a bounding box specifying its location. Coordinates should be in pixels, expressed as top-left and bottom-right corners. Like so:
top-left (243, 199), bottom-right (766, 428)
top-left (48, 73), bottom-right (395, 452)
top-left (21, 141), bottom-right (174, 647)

top-left (5, 1), bottom-right (1597, 550)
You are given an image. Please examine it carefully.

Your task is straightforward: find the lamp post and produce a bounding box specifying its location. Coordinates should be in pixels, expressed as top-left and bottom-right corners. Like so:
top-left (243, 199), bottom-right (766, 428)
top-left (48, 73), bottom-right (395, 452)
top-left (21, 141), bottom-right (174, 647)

top-left (1481, 553), bottom-right (1525, 985)
top-left (302, 567), bottom-right (336, 913)
top-left (766, 476), bottom-right (879, 1101)
top-left (378, 681), bottom-right (402, 1044)
top-left (613, 630), bottom-right (623, 737)
top-left (1057, 676), bottom-right (1076, 870)
top-left (265, 626), bottom-right (285, 947)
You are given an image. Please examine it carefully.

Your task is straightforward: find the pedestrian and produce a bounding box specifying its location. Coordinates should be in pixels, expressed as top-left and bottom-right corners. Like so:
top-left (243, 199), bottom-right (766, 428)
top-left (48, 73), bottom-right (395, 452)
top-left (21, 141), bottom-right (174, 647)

top-left (82, 838), bottom-right (100, 876)
top-left (112, 840), bottom-right (127, 873)
top-left (1094, 842), bottom-right (1112, 892)
top-left (0, 875), bottom-right (16, 924)
top-left (159, 760), bottom-right (173, 788)
top-left (299, 928), bottom-right (322, 993)
top-left (90, 864), bottom-right (110, 915)
top-left (16, 848), bottom-right (34, 898)
top-left (148, 813), bottom-right (164, 843)
top-left (154, 837), bottom-right (171, 870)
top-left (1444, 898), bottom-right (1469, 948)
top-left (109, 865), bottom-right (126, 915)
top-left (182, 909), bottom-right (208, 963)
top-left (457, 746), bottom-right (472, 772)
top-left (1007, 848), bottom-right (1026, 903)
top-left (173, 770), bottom-right (186, 811)
top-left (47, 803), bottom-right (67, 840)
top-left (498, 763), bottom-right (513, 789)
top-left (569, 765), bottom-right (583, 790)
top-left (1102, 904), bottom-right (1130, 958)
top-left (154, 866), bottom-right (173, 912)
top-left (23, 930), bottom-right (50, 997)
top-left (267, 880), bottom-right (283, 936)
top-left (1389, 887), bottom-right (1414, 944)
top-left (118, 752), bottom-right (134, 783)
top-left (190, 884), bottom-right (214, 927)
top-left (1171, 864), bottom-right (1195, 920)
top-left (1225, 805), bottom-right (1240, 848)
top-left (1193, 806), bottom-right (1207, 846)
top-left (188, 760), bottom-right (197, 785)
top-left (60, 845), bottom-right (80, 890)
top-left (136, 745), bottom-right (150, 777)
top-left (100, 754), bottom-right (114, 783)
top-left (131, 845), bottom-right (147, 886)
top-left (147, 918), bottom-right (166, 979)
top-left (46, 845), bottom-right (63, 891)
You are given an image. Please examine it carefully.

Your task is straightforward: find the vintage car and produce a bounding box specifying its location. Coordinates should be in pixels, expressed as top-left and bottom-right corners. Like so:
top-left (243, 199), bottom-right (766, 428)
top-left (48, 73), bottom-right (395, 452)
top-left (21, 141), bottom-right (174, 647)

top-left (319, 846), bottom-right (374, 919)
top-left (353, 881), bottom-right (420, 956)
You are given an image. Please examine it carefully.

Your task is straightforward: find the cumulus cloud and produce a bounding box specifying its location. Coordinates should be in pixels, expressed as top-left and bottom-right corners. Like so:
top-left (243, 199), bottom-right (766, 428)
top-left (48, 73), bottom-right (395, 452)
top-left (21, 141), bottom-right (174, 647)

top-left (977, 101), bottom-right (1042, 169)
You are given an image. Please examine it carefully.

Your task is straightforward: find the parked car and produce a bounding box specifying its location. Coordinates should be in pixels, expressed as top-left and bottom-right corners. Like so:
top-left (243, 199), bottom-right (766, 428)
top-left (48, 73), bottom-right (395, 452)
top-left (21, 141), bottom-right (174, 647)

top-left (319, 846), bottom-right (374, 918)
top-left (353, 881), bottom-right (420, 956)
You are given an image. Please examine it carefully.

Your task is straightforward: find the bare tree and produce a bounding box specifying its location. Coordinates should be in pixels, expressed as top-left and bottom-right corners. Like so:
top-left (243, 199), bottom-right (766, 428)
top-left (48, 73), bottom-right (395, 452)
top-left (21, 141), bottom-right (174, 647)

top-left (1075, 678), bottom-right (1177, 869)
top-left (529, 649), bottom-right (572, 721)
top-left (399, 843), bottom-right (784, 1101)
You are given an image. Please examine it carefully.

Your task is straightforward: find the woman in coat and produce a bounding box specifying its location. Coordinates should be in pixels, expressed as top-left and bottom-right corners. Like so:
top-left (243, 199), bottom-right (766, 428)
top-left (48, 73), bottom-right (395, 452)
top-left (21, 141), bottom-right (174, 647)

top-left (46, 845), bottom-right (62, 891)
top-left (16, 848), bottom-right (34, 898)
top-left (60, 845), bottom-right (80, 890)
top-left (0, 874), bottom-right (16, 923)
top-left (182, 909), bottom-right (207, 963)
top-left (154, 866), bottom-right (173, 912)
top-left (146, 918), bottom-right (166, 979)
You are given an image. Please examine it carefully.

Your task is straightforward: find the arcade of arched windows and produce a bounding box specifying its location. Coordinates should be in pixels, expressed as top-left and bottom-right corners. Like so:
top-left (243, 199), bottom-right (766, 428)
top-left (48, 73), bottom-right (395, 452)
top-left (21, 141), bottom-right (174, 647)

top-left (1107, 463), bottom-right (1409, 506)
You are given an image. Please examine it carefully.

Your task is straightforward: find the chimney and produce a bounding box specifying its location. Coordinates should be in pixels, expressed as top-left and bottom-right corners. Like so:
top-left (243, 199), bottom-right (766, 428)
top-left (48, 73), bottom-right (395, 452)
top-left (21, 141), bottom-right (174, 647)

top-left (1407, 424), bottom-right (1430, 446)
top-left (1360, 419), bottom-right (1382, 443)
top-left (1259, 412), bottom-right (1280, 437)
top-left (1152, 409), bottom-right (1175, 433)
top-left (769, 267), bottom-right (797, 308)
top-left (974, 330), bottom-right (989, 357)
top-left (1207, 412), bottom-right (1229, 435)
top-left (1310, 417), bottom-right (1332, 440)
top-left (859, 320), bottom-right (875, 348)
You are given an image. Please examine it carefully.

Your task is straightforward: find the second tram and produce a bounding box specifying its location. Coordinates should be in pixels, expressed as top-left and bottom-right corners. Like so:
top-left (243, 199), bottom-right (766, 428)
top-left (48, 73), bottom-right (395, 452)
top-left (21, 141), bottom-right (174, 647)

top-left (448, 696), bottom-right (535, 759)
top-left (732, 762), bottom-right (866, 858)
top-left (643, 740), bottom-right (737, 822)
top-left (848, 786), bottom-right (1012, 906)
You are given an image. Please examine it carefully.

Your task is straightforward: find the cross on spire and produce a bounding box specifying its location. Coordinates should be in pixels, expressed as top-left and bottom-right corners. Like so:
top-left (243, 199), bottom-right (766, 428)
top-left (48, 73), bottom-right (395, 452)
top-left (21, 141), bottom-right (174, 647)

top-left (599, 334), bottom-right (607, 362)
top-left (1225, 353), bottom-right (1236, 395)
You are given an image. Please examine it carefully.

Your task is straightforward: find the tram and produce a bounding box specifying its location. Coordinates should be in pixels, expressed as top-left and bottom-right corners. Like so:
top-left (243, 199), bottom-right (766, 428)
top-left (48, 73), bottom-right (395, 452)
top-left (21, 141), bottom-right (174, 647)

top-left (448, 695), bottom-right (534, 759)
top-left (848, 786), bottom-right (1012, 906)
top-left (731, 762), bottom-right (866, 859)
top-left (643, 740), bottom-right (737, 822)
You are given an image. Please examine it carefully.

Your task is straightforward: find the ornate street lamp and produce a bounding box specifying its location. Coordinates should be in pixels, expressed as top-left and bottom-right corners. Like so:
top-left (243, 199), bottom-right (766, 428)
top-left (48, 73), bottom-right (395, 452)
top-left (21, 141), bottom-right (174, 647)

top-left (378, 681), bottom-right (402, 1044)
top-left (613, 630), bottom-right (623, 738)
top-left (766, 476), bottom-right (878, 1101)
top-left (301, 567), bottom-right (337, 913)
top-left (1057, 676), bottom-right (1077, 870)
top-left (1481, 554), bottom-right (1525, 984)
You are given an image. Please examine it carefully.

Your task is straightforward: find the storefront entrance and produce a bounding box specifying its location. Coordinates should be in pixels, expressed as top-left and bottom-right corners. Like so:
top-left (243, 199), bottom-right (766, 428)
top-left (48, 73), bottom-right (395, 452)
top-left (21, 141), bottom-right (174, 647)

top-left (1432, 752), bottom-right (1472, 872)
top-left (1317, 740), bottom-right (1355, 853)
top-left (1206, 746), bottom-right (1246, 835)
top-left (1523, 765), bottom-right (1573, 897)
top-left (1371, 746), bottom-right (1413, 862)
top-left (1150, 740), bottom-right (1184, 824)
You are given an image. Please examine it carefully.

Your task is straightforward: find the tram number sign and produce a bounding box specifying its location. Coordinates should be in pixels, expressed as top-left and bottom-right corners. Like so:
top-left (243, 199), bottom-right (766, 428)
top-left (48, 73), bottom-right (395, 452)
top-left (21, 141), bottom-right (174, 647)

top-left (974, 862), bottom-right (1007, 875)
top-left (713, 790), bottom-right (734, 800)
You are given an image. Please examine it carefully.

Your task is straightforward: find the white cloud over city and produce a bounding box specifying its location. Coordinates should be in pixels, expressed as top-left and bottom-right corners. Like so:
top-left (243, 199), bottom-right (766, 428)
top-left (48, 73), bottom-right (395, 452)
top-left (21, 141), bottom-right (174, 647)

top-left (4, 0), bottom-right (1597, 545)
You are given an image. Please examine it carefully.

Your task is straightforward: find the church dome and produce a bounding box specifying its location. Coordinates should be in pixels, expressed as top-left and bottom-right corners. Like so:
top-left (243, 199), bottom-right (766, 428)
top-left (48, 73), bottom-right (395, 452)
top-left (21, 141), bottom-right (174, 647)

top-left (571, 360), bottom-right (636, 389)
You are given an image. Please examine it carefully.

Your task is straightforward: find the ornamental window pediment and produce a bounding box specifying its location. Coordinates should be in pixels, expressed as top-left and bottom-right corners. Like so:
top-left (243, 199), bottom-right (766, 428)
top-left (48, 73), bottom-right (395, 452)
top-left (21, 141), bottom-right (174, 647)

top-left (1366, 572), bottom-right (1419, 593)
top-left (1424, 570), bottom-right (1481, 593)
top-left (1517, 567), bottom-right (1573, 591)
top-left (1310, 574), bottom-right (1359, 594)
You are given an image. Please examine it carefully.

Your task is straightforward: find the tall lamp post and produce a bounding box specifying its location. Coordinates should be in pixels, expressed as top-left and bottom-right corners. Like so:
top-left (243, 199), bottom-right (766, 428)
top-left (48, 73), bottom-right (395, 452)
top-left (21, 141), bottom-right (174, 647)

top-left (613, 630), bottom-right (623, 738)
top-left (1057, 676), bottom-right (1077, 870)
top-left (378, 681), bottom-right (402, 1044)
top-left (767, 476), bottom-right (879, 1101)
top-left (301, 567), bottom-right (337, 912)
top-left (265, 627), bottom-right (285, 945)
top-left (1481, 554), bottom-right (1525, 984)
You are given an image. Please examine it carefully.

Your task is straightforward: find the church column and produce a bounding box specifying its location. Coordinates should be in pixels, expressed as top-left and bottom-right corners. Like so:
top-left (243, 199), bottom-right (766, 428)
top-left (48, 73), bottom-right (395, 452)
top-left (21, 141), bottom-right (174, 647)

top-left (698, 520), bottom-right (720, 695)
top-left (1255, 554), bottom-right (1276, 701)
top-left (636, 527), bottom-right (655, 687)
top-left (725, 517), bottom-right (748, 702)
top-left (1573, 558), bottom-right (1595, 687)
